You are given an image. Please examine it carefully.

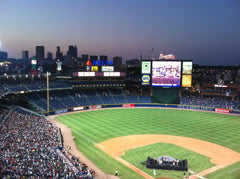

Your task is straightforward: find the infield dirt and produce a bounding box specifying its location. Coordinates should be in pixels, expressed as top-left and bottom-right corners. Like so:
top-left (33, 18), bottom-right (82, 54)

top-left (96, 134), bottom-right (240, 178)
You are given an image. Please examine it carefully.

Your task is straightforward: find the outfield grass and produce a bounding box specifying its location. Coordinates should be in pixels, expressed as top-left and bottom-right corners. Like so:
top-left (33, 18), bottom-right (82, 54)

top-left (205, 161), bottom-right (240, 179)
top-left (55, 108), bottom-right (240, 178)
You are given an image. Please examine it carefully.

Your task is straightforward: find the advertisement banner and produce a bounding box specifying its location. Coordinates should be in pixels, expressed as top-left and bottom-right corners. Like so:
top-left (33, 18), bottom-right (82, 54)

top-left (122, 104), bottom-right (135, 108)
top-left (30, 70), bottom-right (37, 75)
top-left (182, 61), bottom-right (192, 75)
top-left (182, 75), bottom-right (192, 87)
top-left (215, 108), bottom-right (230, 114)
top-left (142, 61), bottom-right (151, 74)
top-left (141, 74), bottom-right (151, 86)
top-left (102, 66), bottom-right (114, 72)
top-left (55, 109), bottom-right (68, 114)
top-left (89, 105), bottom-right (102, 110)
top-left (72, 106), bottom-right (85, 111)
top-left (91, 66), bottom-right (98, 72)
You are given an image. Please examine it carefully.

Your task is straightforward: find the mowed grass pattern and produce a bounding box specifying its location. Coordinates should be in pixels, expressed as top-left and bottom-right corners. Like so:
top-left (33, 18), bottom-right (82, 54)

top-left (121, 143), bottom-right (214, 178)
top-left (56, 108), bottom-right (240, 178)
top-left (205, 161), bottom-right (240, 179)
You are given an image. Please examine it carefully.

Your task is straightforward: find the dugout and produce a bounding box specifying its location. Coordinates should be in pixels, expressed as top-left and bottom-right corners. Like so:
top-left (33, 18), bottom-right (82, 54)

top-left (151, 88), bottom-right (180, 104)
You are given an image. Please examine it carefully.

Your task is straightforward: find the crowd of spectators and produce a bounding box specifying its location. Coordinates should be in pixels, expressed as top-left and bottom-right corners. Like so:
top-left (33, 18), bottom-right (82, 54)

top-left (0, 107), bottom-right (94, 178)
top-left (180, 96), bottom-right (239, 110)
top-left (201, 88), bottom-right (235, 94)
top-left (62, 147), bottom-right (95, 178)
top-left (0, 89), bottom-right (4, 98)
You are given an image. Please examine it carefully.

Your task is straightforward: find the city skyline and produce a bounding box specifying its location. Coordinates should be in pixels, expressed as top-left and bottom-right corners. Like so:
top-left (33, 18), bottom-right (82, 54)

top-left (0, 0), bottom-right (240, 65)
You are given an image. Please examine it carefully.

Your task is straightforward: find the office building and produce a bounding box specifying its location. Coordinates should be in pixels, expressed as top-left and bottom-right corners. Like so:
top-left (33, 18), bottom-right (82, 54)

top-left (56, 46), bottom-right (63, 61)
top-left (126, 59), bottom-right (140, 67)
top-left (100, 55), bottom-right (108, 65)
top-left (36, 46), bottom-right (45, 61)
top-left (0, 51), bottom-right (8, 61)
top-left (113, 56), bottom-right (122, 68)
top-left (67, 45), bottom-right (77, 58)
top-left (22, 51), bottom-right (29, 59)
top-left (90, 55), bottom-right (98, 64)
top-left (81, 54), bottom-right (88, 63)
top-left (47, 52), bottom-right (53, 60)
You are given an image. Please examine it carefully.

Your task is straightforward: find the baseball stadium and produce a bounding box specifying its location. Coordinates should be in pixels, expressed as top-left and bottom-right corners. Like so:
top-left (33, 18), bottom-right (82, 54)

top-left (0, 60), bottom-right (240, 179)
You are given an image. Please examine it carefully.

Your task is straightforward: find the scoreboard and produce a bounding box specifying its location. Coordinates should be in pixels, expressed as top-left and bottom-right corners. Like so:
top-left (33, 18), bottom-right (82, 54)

top-left (141, 60), bottom-right (192, 88)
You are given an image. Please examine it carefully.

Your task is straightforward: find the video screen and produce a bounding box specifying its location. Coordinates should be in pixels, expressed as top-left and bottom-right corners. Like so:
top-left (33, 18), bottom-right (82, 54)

top-left (152, 61), bottom-right (181, 87)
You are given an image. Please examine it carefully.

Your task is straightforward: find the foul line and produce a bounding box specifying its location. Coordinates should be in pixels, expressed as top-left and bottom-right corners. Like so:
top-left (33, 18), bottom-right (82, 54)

top-left (228, 167), bottom-right (240, 174)
top-left (70, 128), bottom-right (110, 163)
top-left (115, 156), bottom-right (154, 179)
top-left (71, 127), bottom-right (97, 145)
top-left (55, 116), bottom-right (110, 163)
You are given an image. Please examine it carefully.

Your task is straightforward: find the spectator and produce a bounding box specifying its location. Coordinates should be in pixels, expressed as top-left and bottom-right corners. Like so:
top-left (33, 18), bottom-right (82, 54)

top-left (0, 107), bottom-right (94, 178)
top-left (180, 96), bottom-right (239, 110)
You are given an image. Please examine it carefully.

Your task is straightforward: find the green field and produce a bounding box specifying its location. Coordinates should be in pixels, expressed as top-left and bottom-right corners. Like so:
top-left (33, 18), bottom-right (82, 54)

top-left (205, 161), bottom-right (240, 179)
top-left (55, 108), bottom-right (240, 178)
top-left (121, 142), bottom-right (214, 178)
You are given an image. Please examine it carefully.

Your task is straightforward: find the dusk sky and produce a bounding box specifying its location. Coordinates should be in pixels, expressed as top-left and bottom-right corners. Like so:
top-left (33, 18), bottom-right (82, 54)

top-left (0, 0), bottom-right (240, 65)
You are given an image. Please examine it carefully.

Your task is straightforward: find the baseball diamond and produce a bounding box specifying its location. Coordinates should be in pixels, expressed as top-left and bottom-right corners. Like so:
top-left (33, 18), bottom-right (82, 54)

top-left (53, 108), bottom-right (240, 179)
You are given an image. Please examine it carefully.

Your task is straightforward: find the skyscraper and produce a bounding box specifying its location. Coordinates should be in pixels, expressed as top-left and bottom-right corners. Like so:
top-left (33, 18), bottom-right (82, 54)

top-left (90, 55), bottom-right (98, 64)
top-left (113, 56), bottom-right (122, 69)
top-left (56, 46), bottom-right (63, 61)
top-left (0, 51), bottom-right (8, 61)
top-left (47, 52), bottom-right (53, 60)
top-left (22, 51), bottom-right (29, 59)
top-left (81, 54), bottom-right (88, 63)
top-left (67, 45), bottom-right (77, 58)
top-left (36, 46), bottom-right (45, 61)
top-left (100, 55), bottom-right (108, 65)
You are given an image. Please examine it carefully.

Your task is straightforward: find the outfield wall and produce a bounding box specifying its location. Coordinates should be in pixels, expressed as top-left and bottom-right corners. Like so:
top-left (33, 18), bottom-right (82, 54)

top-left (44, 103), bottom-right (240, 116)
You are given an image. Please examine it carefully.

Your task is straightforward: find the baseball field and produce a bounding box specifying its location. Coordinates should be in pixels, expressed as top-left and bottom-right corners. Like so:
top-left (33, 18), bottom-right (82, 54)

top-left (55, 108), bottom-right (240, 179)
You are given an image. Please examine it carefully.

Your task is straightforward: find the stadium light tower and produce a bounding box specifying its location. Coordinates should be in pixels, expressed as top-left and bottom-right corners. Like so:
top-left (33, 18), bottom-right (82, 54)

top-left (47, 71), bottom-right (49, 114)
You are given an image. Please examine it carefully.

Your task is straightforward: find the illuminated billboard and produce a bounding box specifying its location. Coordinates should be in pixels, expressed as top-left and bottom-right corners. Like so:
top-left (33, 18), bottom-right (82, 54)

top-left (141, 74), bottom-right (151, 86)
top-left (152, 61), bottom-right (181, 87)
top-left (78, 72), bottom-right (95, 77)
top-left (104, 72), bottom-right (120, 76)
top-left (182, 61), bottom-right (192, 75)
top-left (91, 66), bottom-right (98, 72)
top-left (75, 72), bottom-right (125, 77)
top-left (142, 61), bottom-right (151, 74)
top-left (102, 66), bottom-right (114, 72)
top-left (31, 57), bottom-right (37, 74)
top-left (56, 61), bottom-right (62, 71)
top-left (182, 75), bottom-right (192, 87)
top-left (31, 59), bottom-right (37, 65)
